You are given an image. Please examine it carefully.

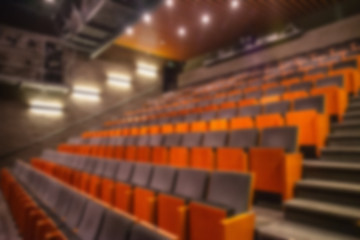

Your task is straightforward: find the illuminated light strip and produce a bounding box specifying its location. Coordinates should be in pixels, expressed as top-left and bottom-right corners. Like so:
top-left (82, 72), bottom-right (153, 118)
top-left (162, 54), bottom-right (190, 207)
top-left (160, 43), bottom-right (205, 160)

top-left (72, 86), bottom-right (101, 101)
top-left (107, 74), bottom-right (132, 88)
top-left (136, 63), bottom-right (158, 78)
top-left (30, 108), bottom-right (63, 116)
top-left (30, 100), bottom-right (63, 109)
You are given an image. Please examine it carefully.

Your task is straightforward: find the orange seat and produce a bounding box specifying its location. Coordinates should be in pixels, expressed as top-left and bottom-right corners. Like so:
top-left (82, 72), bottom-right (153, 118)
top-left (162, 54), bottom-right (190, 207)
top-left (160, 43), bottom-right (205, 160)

top-left (260, 95), bottom-right (281, 104)
top-left (282, 91), bottom-right (308, 102)
top-left (230, 117), bottom-right (254, 129)
top-left (255, 114), bottom-right (285, 129)
top-left (311, 86), bottom-right (348, 121)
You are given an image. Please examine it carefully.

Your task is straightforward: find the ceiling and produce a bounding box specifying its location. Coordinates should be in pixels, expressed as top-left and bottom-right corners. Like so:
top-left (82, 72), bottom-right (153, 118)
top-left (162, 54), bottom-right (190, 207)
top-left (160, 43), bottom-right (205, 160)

top-left (115, 0), bottom-right (347, 61)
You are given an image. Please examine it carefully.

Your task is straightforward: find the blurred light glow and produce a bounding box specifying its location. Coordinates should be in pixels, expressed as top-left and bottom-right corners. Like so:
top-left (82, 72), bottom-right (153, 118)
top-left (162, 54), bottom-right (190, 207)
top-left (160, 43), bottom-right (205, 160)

top-left (201, 14), bottom-right (211, 25)
top-left (108, 73), bottom-right (131, 88)
top-left (29, 99), bottom-right (63, 116)
top-left (178, 27), bottom-right (186, 37)
top-left (143, 13), bottom-right (152, 24)
top-left (136, 62), bottom-right (157, 78)
top-left (231, 0), bottom-right (240, 9)
top-left (165, 0), bottom-right (174, 8)
top-left (72, 86), bottom-right (100, 101)
top-left (30, 108), bottom-right (62, 116)
top-left (125, 27), bottom-right (134, 36)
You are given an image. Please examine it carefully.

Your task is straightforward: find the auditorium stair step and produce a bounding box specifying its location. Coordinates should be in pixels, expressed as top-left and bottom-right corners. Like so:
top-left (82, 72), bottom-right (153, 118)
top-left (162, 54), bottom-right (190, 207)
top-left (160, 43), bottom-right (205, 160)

top-left (284, 199), bottom-right (360, 237)
top-left (347, 103), bottom-right (360, 112)
top-left (343, 111), bottom-right (360, 121)
top-left (331, 121), bottom-right (360, 134)
top-left (257, 219), bottom-right (359, 240)
top-left (321, 147), bottom-right (360, 162)
top-left (350, 95), bottom-right (360, 104)
top-left (294, 179), bottom-right (360, 209)
top-left (303, 160), bottom-right (360, 184)
top-left (328, 133), bottom-right (360, 146)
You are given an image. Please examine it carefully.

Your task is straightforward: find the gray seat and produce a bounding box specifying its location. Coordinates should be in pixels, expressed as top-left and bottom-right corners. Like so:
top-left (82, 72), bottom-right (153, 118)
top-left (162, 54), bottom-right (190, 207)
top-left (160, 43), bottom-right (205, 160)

top-left (130, 224), bottom-right (170, 240)
top-left (137, 135), bottom-right (150, 146)
top-left (228, 129), bottom-right (258, 151)
top-left (97, 210), bottom-right (134, 240)
top-left (148, 135), bottom-right (164, 147)
top-left (267, 76), bottom-right (282, 84)
top-left (218, 108), bottom-right (238, 119)
top-left (206, 172), bottom-right (252, 216)
top-left (149, 166), bottom-right (177, 193)
top-left (130, 163), bottom-right (153, 187)
top-left (247, 79), bottom-right (263, 88)
top-left (164, 134), bottom-right (183, 147)
top-left (202, 131), bottom-right (228, 148)
top-left (289, 82), bottom-right (313, 92)
top-left (260, 126), bottom-right (298, 153)
top-left (185, 113), bottom-right (199, 122)
top-left (125, 136), bottom-right (139, 146)
top-left (77, 200), bottom-right (105, 240)
top-left (173, 169), bottom-right (208, 200)
top-left (227, 94), bottom-right (243, 102)
top-left (265, 86), bottom-right (286, 96)
top-left (200, 111), bottom-right (217, 121)
top-left (333, 59), bottom-right (358, 70)
top-left (181, 133), bottom-right (203, 147)
top-left (64, 193), bottom-right (88, 229)
top-left (307, 66), bottom-right (329, 75)
top-left (103, 161), bottom-right (120, 179)
top-left (115, 162), bottom-right (135, 183)
top-left (93, 159), bottom-right (108, 177)
top-left (239, 105), bottom-right (262, 117)
top-left (315, 75), bottom-right (344, 88)
top-left (245, 90), bottom-right (262, 99)
top-left (264, 101), bottom-right (290, 115)
top-left (294, 95), bottom-right (325, 113)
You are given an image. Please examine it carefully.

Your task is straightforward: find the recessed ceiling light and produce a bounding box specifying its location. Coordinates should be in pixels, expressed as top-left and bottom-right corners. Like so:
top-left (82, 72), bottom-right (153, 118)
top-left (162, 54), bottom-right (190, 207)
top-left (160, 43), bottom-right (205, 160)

top-left (178, 27), bottom-right (186, 37)
top-left (201, 14), bottom-right (211, 25)
top-left (143, 13), bottom-right (152, 24)
top-left (230, 0), bottom-right (240, 9)
top-left (45, 0), bottom-right (55, 3)
top-left (125, 27), bottom-right (133, 36)
top-left (165, 0), bottom-right (174, 8)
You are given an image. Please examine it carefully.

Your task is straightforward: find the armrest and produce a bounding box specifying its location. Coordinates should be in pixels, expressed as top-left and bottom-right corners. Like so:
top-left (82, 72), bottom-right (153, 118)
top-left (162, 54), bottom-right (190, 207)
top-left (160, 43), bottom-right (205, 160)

top-left (222, 212), bottom-right (255, 240)
top-left (283, 153), bottom-right (303, 200)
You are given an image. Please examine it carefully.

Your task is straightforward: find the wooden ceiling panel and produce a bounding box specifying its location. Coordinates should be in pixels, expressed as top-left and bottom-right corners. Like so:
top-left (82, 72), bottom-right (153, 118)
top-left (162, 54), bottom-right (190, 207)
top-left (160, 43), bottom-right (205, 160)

top-left (115, 0), bottom-right (346, 61)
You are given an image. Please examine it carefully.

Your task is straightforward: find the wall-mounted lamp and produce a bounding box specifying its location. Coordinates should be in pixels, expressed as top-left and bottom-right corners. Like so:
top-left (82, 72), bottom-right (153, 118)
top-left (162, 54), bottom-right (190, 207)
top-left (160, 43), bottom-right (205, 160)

top-left (72, 86), bottom-right (100, 101)
top-left (29, 100), bottom-right (63, 116)
top-left (107, 73), bottom-right (132, 88)
top-left (136, 62), bottom-right (158, 78)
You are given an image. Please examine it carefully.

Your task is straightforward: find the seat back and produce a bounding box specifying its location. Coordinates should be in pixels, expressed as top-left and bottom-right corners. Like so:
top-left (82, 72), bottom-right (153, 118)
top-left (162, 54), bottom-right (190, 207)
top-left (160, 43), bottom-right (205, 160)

top-left (245, 90), bottom-right (262, 99)
top-left (260, 127), bottom-right (298, 153)
top-left (294, 95), bottom-right (325, 113)
top-left (149, 166), bottom-right (177, 193)
top-left (115, 162), bottom-right (135, 182)
top-left (332, 59), bottom-right (358, 70)
top-left (130, 163), bottom-right (153, 187)
top-left (65, 193), bottom-right (88, 228)
top-left (77, 200), bottom-right (106, 240)
top-left (103, 161), bottom-right (120, 179)
top-left (265, 86), bottom-right (286, 96)
top-left (207, 172), bottom-right (252, 214)
top-left (149, 135), bottom-right (164, 147)
top-left (239, 105), bottom-right (262, 117)
top-left (307, 66), bottom-right (328, 75)
top-left (200, 111), bottom-right (217, 121)
top-left (137, 135), bottom-right (150, 146)
top-left (228, 129), bottom-right (258, 150)
top-left (264, 101), bottom-right (290, 115)
top-left (185, 113), bottom-right (199, 122)
top-left (130, 223), bottom-right (171, 240)
top-left (289, 82), bottom-right (313, 92)
top-left (316, 75), bottom-right (344, 88)
top-left (181, 133), bottom-right (203, 147)
top-left (218, 108), bottom-right (238, 119)
top-left (174, 169), bottom-right (208, 200)
top-left (202, 131), bottom-right (228, 148)
top-left (97, 210), bottom-right (134, 240)
top-left (164, 134), bottom-right (182, 147)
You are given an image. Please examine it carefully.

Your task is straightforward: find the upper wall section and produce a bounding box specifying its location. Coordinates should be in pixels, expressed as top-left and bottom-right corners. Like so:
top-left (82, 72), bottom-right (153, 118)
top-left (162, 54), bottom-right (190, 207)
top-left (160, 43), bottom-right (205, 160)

top-left (178, 14), bottom-right (360, 87)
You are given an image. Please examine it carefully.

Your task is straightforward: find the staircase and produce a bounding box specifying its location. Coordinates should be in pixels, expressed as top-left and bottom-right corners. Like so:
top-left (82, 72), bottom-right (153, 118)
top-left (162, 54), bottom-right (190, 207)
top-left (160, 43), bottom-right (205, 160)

top-left (258, 96), bottom-right (360, 239)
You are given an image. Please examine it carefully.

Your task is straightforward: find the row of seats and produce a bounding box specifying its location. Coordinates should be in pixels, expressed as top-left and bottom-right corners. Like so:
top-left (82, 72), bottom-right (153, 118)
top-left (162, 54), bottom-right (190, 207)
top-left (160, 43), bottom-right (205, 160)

top-left (112, 56), bottom-right (359, 125)
top-left (2, 164), bottom-right (179, 240)
top-left (29, 156), bottom-right (255, 240)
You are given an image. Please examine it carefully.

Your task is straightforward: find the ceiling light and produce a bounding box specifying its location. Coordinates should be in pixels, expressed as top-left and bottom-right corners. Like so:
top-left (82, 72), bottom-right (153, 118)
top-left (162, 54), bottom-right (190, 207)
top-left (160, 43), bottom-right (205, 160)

top-left (29, 100), bottom-right (63, 116)
top-left (125, 27), bottom-right (134, 36)
top-left (45, 0), bottom-right (55, 4)
top-left (165, 0), bottom-right (174, 8)
top-left (72, 86), bottom-right (100, 101)
top-left (178, 27), bottom-right (186, 37)
top-left (143, 13), bottom-right (152, 24)
top-left (108, 73), bottom-right (132, 88)
top-left (201, 14), bottom-right (211, 25)
top-left (137, 62), bottom-right (158, 78)
top-left (230, 0), bottom-right (240, 9)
